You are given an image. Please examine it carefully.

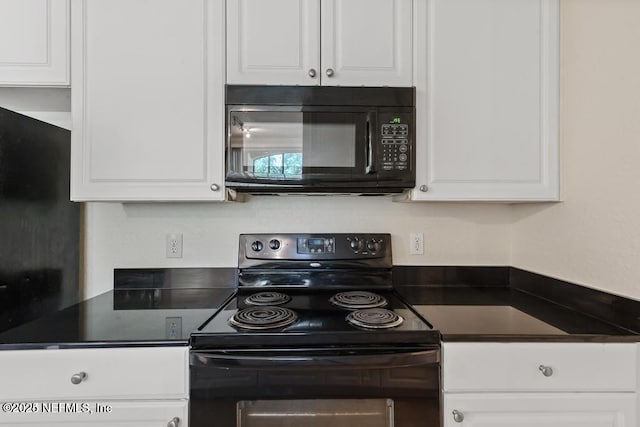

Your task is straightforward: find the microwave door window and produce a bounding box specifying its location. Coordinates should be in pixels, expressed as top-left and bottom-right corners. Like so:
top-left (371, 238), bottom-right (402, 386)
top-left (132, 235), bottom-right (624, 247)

top-left (302, 122), bottom-right (356, 169)
top-left (229, 111), bottom-right (303, 180)
top-left (301, 112), bottom-right (363, 175)
top-left (228, 111), bottom-right (362, 182)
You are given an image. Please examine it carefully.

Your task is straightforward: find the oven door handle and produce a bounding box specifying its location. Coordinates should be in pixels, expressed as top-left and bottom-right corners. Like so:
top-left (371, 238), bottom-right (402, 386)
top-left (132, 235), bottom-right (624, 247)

top-left (190, 349), bottom-right (439, 370)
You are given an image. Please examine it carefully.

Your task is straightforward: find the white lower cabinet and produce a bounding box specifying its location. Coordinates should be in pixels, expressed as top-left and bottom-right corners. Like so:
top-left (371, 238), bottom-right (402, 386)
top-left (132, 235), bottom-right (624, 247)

top-left (443, 343), bottom-right (638, 427)
top-left (0, 400), bottom-right (187, 427)
top-left (0, 346), bottom-right (188, 427)
top-left (444, 393), bottom-right (636, 427)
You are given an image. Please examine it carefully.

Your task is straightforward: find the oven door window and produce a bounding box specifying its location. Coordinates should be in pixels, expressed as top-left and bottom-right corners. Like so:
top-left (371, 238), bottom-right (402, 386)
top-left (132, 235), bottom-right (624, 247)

top-left (238, 399), bottom-right (393, 427)
top-left (227, 110), bottom-right (369, 182)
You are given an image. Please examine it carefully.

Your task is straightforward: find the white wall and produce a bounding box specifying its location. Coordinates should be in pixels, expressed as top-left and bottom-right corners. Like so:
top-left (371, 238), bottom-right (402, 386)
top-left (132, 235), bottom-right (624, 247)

top-left (85, 199), bottom-right (511, 298)
top-left (511, 0), bottom-right (640, 301)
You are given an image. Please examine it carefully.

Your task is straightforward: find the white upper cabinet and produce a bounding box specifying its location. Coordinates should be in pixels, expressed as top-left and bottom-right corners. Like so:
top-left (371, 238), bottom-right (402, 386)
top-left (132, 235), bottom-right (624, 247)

top-left (71, 0), bottom-right (226, 201)
top-left (227, 0), bottom-right (320, 85)
top-left (320, 0), bottom-right (413, 86)
top-left (0, 0), bottom-right (70, 86)
top-left (412, 0), bottom-right (559, 201)
top-left (227, 0), bottom-right (412, 86)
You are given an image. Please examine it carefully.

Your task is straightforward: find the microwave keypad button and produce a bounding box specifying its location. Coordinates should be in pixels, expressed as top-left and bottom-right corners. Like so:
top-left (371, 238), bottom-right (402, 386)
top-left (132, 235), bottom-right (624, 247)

top-left (381, 125), bottom-right (410, 170)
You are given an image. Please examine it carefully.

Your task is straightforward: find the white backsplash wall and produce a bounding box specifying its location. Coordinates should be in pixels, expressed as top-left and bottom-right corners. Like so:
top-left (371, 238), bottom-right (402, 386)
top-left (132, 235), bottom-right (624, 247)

top-left (85, 198), bottom-right (511, 298)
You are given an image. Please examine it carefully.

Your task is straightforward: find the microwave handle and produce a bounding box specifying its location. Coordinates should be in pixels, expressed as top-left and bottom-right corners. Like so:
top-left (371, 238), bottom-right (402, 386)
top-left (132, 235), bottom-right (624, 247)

top-left (366, 116), bottom-right (375, 174)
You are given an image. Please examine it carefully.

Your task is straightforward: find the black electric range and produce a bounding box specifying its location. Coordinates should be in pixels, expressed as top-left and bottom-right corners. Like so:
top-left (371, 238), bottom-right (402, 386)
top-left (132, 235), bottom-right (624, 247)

top-left (190, 233), bottom-right (440, 349)
top-left (189, 234), bottom-right (441, 427)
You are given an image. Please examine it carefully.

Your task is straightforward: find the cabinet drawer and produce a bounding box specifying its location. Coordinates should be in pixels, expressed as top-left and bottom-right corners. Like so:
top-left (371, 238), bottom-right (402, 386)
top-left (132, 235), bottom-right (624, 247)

top-left (0, 346), bottom-right (188, 400)
top-left (443, 343), bottom-right (637, 392)
top-left (0, 400), bottom-right (187, 426)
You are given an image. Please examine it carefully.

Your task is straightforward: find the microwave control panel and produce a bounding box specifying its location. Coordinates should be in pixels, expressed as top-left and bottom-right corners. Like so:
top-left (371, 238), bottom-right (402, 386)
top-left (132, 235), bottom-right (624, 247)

top-left (378, 112), bottom-right (412, 173)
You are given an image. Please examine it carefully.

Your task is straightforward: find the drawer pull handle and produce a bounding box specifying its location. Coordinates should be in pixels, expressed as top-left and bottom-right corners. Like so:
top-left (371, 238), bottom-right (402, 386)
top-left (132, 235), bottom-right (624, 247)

top-left (70, 372), bottom-right (87, 384)
top-left (452, 409), bottom-right (464, 423)
top-left (167, 417), bottom-right (181, 427)
top-left (538, 365), bottom-right (553, 377)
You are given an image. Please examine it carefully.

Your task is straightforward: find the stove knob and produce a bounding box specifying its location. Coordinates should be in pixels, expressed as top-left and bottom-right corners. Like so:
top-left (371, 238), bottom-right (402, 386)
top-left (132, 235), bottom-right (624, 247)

top-left (366, 240), bottom-right (380, 253)
top-left (269, 239), bottom-right (281, 250)
top-left (349, 237), bottom-right (364, 252)
top-left (251, 240), bottom-right (264, 252)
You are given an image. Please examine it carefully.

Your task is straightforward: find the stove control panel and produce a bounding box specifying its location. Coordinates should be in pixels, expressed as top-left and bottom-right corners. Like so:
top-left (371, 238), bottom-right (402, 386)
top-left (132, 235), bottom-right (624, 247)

top-left (239, 233), bottom-right (392, 267)
top-left (297, 237), bottom-right (335, 254)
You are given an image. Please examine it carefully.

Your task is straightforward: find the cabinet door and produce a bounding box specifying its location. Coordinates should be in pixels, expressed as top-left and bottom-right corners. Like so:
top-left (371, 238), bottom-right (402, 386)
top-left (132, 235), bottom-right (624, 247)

top-left (0, 400), bottom-right (187, 427)
top-left (412, 0), bottom-right (559, 201)
top-left (444, 393), bottom-right (637, 427)
top-left (71, 0), bottom-right (225, 201)
top-left (0, 0), bottom-right (69, 85)
top-left (227, 0), bottom-right (321, 85)
top-left (321, 0), bottom-right (412, 86)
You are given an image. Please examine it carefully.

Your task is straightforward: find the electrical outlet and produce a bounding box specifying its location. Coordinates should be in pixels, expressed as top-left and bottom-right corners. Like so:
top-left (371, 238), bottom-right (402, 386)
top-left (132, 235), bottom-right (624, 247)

top-left (166, 233), bottom-right (183, 258)
top-left (165, 317), bottom-right (182, 339)
top-left (409, 232), bottom-right (424, 255)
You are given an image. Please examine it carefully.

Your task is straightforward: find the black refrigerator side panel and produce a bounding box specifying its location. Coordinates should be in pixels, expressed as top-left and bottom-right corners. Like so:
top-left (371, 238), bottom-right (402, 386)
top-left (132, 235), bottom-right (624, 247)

top-left (0, 107), bottom-right (80, 333)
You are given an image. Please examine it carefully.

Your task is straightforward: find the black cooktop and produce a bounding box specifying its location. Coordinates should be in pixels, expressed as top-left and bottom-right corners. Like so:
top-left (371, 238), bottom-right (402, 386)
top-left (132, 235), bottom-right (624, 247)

top-left (191, 289), bottom-right (439, 349)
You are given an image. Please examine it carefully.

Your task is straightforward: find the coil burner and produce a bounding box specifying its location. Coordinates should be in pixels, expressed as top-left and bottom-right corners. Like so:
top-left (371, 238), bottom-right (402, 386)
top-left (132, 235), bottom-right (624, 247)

top-left (330, 291), bottom-right (388, 309)
top-left (244, 291), bottom-right (291, 306)
top-left (229, 306), bottom-right (297, 330)
top-left (346, 308), bottom-right (404, 329)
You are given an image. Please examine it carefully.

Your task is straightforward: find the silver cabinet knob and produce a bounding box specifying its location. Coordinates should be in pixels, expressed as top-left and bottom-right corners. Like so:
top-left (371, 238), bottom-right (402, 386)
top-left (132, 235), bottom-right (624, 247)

top-left (308, 68), bottom-right (317, 78)
top-left (326, 68), bottom-right (335, 77)
top-left (538, 365), bottom-right (553, 377)
top-left (70, 372), bottom-right (87, 384)
top-left (210, 183), bottom-right (220, 191)
top-left (419, 185), bottom-right (428, 192)
top-left (167, 417), bottom-right (181, 427)
top-left (452, 409), bottom-right (464, 423)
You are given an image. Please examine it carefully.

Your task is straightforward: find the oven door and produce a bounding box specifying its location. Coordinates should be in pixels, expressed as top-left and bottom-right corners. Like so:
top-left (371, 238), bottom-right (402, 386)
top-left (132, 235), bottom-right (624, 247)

top-left (190, 347), bottom-right (440, 427)
top-left (226, 107), bottom-right (375, 191)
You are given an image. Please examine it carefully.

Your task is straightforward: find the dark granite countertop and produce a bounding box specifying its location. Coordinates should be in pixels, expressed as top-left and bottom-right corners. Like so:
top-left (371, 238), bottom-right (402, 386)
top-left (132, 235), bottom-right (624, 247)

top-left (394, 266), bottom-right (640, 342)
top-left (0, 266), bottom-right (638, 348)
top-left (397, 285), bottom-right (638, 342)
top-left (0, 268), bottom-right (236, 350)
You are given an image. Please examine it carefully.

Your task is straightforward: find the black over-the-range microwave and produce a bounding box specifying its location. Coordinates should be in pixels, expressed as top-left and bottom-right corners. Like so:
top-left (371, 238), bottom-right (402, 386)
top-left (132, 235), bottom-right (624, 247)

top-left (225, 85), bottom-right (416, 194)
